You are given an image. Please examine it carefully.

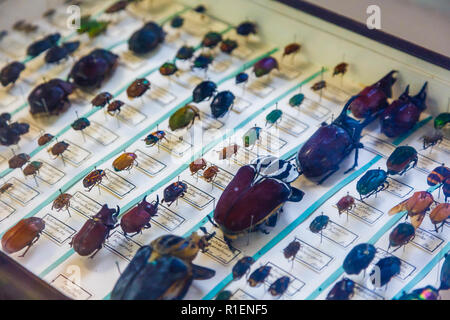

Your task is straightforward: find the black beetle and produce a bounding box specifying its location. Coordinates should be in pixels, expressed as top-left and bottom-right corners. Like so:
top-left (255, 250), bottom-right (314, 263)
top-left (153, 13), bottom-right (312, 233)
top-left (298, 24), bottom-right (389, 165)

top-left (68, 49), bottom-right (118, 89)
top-left (210, 90), bottom-right (235, 118)
top-left (26, 33), bottom-right (60, 57)
top-left (296, 95), bottom-right (380, 184)
top-left (1, 61), bottom-right (25, 86)
top-left (28, 79), bottom-right (75, 116)
top-left (232, 256), bottom-right (255, 280)
top-left (0, 121), bottom-right (29, 146)
top-left (269, 276), bottom-right (290, 297)
top-left (326, 278), bottom-right (355, 300)
top-left (45, 41), bottom-right (80, 63)
top-left (369, 256), bottom-right (401, 287)
top-left (248, 266), bottom-right (271, 287)
top-left (128, 22), bottom-right (165, 55)
top-left (193, 81), bottom-right (217, 103)
top-left (343, 243), bottom-right (376, 275)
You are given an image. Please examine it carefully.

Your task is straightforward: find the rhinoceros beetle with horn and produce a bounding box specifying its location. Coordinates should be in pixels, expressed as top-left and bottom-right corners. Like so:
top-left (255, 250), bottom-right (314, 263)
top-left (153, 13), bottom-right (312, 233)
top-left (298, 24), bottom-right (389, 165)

top-left (209, 155), bottom-right (304, 250)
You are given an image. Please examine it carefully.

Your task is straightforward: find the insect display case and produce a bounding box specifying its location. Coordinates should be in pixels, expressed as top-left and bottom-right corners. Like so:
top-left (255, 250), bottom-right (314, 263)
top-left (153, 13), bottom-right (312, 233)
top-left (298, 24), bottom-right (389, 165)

top-left (0, 0), bottom-right (448, 300)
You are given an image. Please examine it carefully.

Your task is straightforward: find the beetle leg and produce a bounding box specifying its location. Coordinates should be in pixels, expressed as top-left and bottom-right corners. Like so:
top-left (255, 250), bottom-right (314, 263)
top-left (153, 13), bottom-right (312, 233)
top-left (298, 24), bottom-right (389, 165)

top-left (19, 234), bottom-right (40, 257)
top-left (89, 246), bottom-right (102, 259)
top-left (224, 236), bottom-right (235, 252)
top-left (206, 214), bottom-right (218, 228)
top-left (344, 143), bottom-right (362, 174)
top-left (318, 165), bottom-right (340, 185)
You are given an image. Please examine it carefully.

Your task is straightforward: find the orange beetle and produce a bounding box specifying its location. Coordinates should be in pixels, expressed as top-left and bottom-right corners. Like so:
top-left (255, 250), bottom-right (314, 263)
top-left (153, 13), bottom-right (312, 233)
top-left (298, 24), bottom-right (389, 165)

top-left (1, 217), bottom-right (45, 257)
top-left (429, 203), bottom-right (449, 233)
top-left (113, 152), bottom-right (138, 172)
top-left (203, 165), bottom-right (219, 182)
top-left (389, 191), bottom-right (435, 229)
top-left (189, 158), bottom-right (207, 175)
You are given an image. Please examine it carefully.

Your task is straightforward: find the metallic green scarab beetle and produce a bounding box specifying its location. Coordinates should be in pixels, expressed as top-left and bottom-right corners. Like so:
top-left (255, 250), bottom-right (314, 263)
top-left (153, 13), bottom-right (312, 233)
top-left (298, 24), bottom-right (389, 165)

top-left (169, 104), bottom-right (200, 131)
top-left (289, 93), bottom-right (305, 107)
top-left (265, 109), bottom-right (282, 127)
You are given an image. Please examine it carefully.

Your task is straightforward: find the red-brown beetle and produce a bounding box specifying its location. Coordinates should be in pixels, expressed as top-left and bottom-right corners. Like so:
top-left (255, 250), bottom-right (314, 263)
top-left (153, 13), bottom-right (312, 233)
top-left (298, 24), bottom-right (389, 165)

top-left (218, 144), bottom-right (239, 160)
top-left (311, 80), bottom-right (326, 91)
top-left (107, 100), bottom-right (124, 116)
top-left (50, 141), bottom-right (69, 158)
top-left (189, 158), bottom-right (207, 175)
top-left (91, 92), bottom-right (113, 108)
top-left (37, 133), bottom-right (54, 146)
top-left (120, 195), bottom-right (159, 237)
top-left (23, 161), bottom-right (42, 177)
top-left (283, 239), bottom-right (301, 261)
top-left (8, 153), bottom-right (30, 169)
top-left (429, 203), bottom-right (449, 233)
top-left (283, 43), bottom-right (301, 57)
top-left (0, 182), bottom-right (13, 194)
top-left (333, 63), bottom-right (348, 77)
top-left (52, 189), bottom-right (72, 216)
top-left (336, 194), bottom-right (355, 216)
top-left (1, 217), bottom-right (45, 257)
top-left (70, 204), bottom-right (119, 258)
top-left (423, 132), bottom-right (443, 150)
top-left (127, 78), bottom-right (150, 99)
top-left (203, 165), bottom-right (219, 183)
top-left (389, 191), bottom-right (435, 229)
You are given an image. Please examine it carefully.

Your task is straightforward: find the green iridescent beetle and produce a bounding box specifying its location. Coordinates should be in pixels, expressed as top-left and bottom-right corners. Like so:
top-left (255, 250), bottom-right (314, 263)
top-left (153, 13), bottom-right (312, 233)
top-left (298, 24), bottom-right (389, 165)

top-left (169, 104), bottom-right (200, 131)
top-left (78, 16), bottom-right (109, 38)
top-left (434, 112), bottom-right (450, 130)
top-left (289, 93), bottom-right (305, 107)
top-left (265, 109), bottom-right (282, 127)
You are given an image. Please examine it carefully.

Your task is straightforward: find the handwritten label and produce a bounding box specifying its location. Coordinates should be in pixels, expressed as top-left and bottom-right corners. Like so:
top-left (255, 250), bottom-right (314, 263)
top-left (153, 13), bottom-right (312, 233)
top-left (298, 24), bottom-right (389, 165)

top-left (210, 56), bottom-right (232, 73)
top-left (386, 177), bottom-right (414, 198)
top-left (276, 112), bottom-right (309, 136)
top-left (248, 80), bottom-right (274, 98)
top-left (4, 177), bottom-right (39, 204)
top-left (84, 121), bottom-right (118, 146)
top-left (232, 147), bottom-right (258, 166)
top-left (320, 220), bottom-right (358, 248)
top-left (174, 72), bottom-right (202, 89)
top-left (208, 165), bottom-right (234, 190)
top-left (230, 289), bottom-right (256, 300)
top-left (0, 200), bottom-right (15, 222)
top-left (181, 181), bottom-right (214, 210)
top-left (36, 160), bottom-right (65, 185)
top-left (203, 236), bottom-right (240, 265)
top-left (134, 149), bottom-right (166, 176)
top-left (117, 105), bottom-right (147, 126)
top-left (277, 63), bottom-right (302, 80)
top-left (100, 169), bottom-right (136, 198)
top-left (341, 198), bottom-right (384, 225)
top-left (265, 262), bottom-right (305, 296)
top-left (232, 96), bottom-right (251, 114)
top-left (352, 282), bottom-right (384, 300)
top-left (152, 204), bottom-right (185, 231)
top-left (294, 239), bottom-right (333, 272)
top-left (199, 111), bottom-right (224, 130)
top-left (361, 134), bottom-right (396, 157)
top-left (51, 274), bottom-right (92, 300)
top-left (105, 231), bottom-right (142, 262)
top-left (69, 192), bottom-right (102, 219)
top-left (416, 153), bottom-right (442, 174)
top-left (42, 214), bottom-right (76, 245)
top-left (258, 130), bottom-right (287, 152)
top-left (147, 85), bottom-right (176, 106)
top-left (121, 50), bottom-right (146, 70)
top-left (0, 91), bottom-right (18, 107)
top-left (412, 228), bottom-right (444, 253)
top-left (62, 141), bottom-right (91, 166)
top-left (299, 98), bottom-right (331, 120)
top-left (159, 132), bottom-right (193, 157)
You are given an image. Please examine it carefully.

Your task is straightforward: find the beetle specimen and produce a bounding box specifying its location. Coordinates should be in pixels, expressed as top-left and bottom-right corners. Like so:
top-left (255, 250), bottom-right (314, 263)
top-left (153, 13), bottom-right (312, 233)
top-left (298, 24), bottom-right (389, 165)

top-left (336, 194), bottom-right (355, 216)
top-left (242, 126), bottom-right (262, 148)
top-left (23, 161), bottom-right (42, 177)
top-left (50, 141), bottom-right (69, 159)
top-left (218, 144), bottom-right (239, 160)
top-left (44, 41), bottom-right (80, 64)
top-left (193, 81), bottom-right (217, 102)
top-left (434, 112), bottom-right (450, 130)
top-left (92, 92), bottom-right (113, 108)
top-left (210, 90), bottom-right (235, 118)
top-left (201, 32), bottom-right (222, 49)
top-left (1, 61), bottom-right (25, 87)
top-left (236, 21), bottom-right (257, 36)
top-left (113, 152), bottom-right (138, 172)
top-left (283, 240), bottom-right (301, 261)
top-left (70, 204), bottom-right (119, 258)
top-left (349, 70), bottom-right (397, 119)
top-left (192, 54), bottom-right (213, 71)
top-left (235, 72), bottom-right (249, 85)
top-left (296, 96), bottom-right (380, 184)
top-left (143, 130), bottom-right (167, 146)
top-left (42, 9), bottom-right (55, 18)
top-left (356, 169), bottom-right (389, 200)
top-left (107, 100), bottom-right (125, 116)
top-left (162, 181), bottom-right (188, 206)
top-left (169, 105), bottom-right (200, 131)
top-left (289, 93), bottom-right (305, 108)
top-left (265, 109), bottom-right (282, 128)
top-left (120, 195), bottom-right (159, 237)
top-left (444, 177), bottom-right (450, 202)
top-left (253, 56), bottom-right (278, 78)
top-left (398, 286), bottom-right (440, 300)
top-left (440, 253), bottom-right (450, 290)
top-left (83, 169), bottom-right (106, 191)
top-left (311, 80), bottom-right (326, 91)
top-left (388, 191), bottom-right (434, 229)
top-left (105, 0), bottom-right (130, 14)
top-left (370, 256), bottom-right (401, 288)
top-left (380, 83), bottom-right (427, 138)
top-left (38, 133), bottom-right (54, 146)
top-left (13, 20), bottom-right (38, 33)
top-left (78, 16), bottom-right (110, 38)
top-left (176, 46), bottom-right (195, 60)
top-left (69, 49), bottom-right (119, 89)
top-left (427, 165), bottom-right (449, 187)
top-left (170, 15), bottom-right (184, 28)
top-left (71, 117), bottom-right (90, 131)
top-left (189, 158), bottom-right (207, 175)
top-left (128, 21), bottom-right (165, 55)
top-left (216, 291), bottom-right (232, 300)
top-left (194, 4), bottom-right (206, 13)
top-left (343, 243), bottom-right (376, 275)
top-left (333, 63), bottom-right (348, 77)
top-left (203, 165), bottom-right (219, 183)
top-left (283, 43), bottom-right (301, 57)
top-left (248, 266), bottom-right (271, 287)
top-left (26, 33), bottom-right (60, 57)
top-left (28, 79), bottom-right (75, 116)
top-left (386, 145), bottom-right (418, 176)
top-left (429, 203), bottom-right (449, 233)
top-left (0, 119), bottom-right (29, 146)
top-left (389, 222), bottom-right (415, 252)
top-left (269, 276), bottom-right (290, 297)
top-left (52, 190), bottom-right (72, 216)
top-left (159, 62), bottom-right (178, 76)
top-left (220, 39), bottom-right (238, 54)
top-left (111, 230), bottom-right (215, 300)
top-left (211, 156), bottom-right (304, 250)
top-left (0, 182), bottom-right (13, 194)
top-left (423, 132), bottom-right (443, 150)
top-left (326, 278), bottom-right (355, 300)
top-left (309, 213), bottom-right (329, 242)
top-left (232, 256), bottom-right (255, 281)
top-left (8, 153), bottom-right (30, 169)
top-left (1, 217), bottom-right (45, 257)
top-left (127, 78), bottom-right (150, 98)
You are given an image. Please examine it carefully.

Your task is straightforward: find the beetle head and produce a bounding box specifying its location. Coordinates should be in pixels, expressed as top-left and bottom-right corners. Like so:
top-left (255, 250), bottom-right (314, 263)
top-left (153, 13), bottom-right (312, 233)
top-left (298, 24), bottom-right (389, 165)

top-left (251, 155), bottom-right (299, 183)
top-left (139, 195), bottom-right (159, 214)
top-left (95, 204), bottom-right (119, 227)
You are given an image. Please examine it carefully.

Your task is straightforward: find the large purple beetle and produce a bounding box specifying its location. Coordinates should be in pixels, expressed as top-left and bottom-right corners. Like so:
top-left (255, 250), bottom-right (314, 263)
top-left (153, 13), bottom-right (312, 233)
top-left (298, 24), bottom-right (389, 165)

top-left (296, 95), bottom-right (379, 184)
top-left (210, 156), bottom-right (304, 250)
top-left (68, 49), bottom-right (118, 89)
top-left (28, 78), bottom-right (75, 116)
top-left (70, 204), bottom-right (119, 258)
top-left (380, 82), bottom-right (427, 138)
top-left (120, 196), bottom-right (159, 237)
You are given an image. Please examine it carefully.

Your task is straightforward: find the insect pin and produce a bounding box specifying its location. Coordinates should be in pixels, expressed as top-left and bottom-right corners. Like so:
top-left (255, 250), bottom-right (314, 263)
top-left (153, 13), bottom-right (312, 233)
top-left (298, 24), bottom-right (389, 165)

top-left (356, 169), bottom-right (389, 200)
top-left (289, 93), bottom-right (305, 108)
top-left (23, 161), bottom-right (42, 186)
top-left (71, 113), bottom-right (90, 141)
top-left (52, 189), bottom-right (72, 216)
top-left (265, 108), bottom-right (282, 128)
top-left (369, 256), bottom-right (401, 289)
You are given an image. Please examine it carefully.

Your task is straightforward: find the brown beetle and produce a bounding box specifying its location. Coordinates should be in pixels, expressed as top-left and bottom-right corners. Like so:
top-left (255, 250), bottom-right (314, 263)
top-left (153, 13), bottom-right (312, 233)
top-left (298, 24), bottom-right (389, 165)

top-left (336, 194), bottom-right (355, 216)
top-left (0, 182), bottom-right (13, 194)
top-left (37, 133), bottom-right (54, 146)
top-left (107, 100), bottom-right (124, 116)
top-left (189, 158), bottom-right (207, 175)
top-left (50, 141), bottom-right (69, 158)
top-left (218, 144), bottom-right (239, 160)
top-left (23, 161), bottom-right (42, 177)
top-left (333, 62), bottom-right (348, 77)
top-left (8, 153), bottom-right (30, 169)
top-left (127, 78), bottom-right (150, 99)
top-left (112, 152), bottom-right (138, 172)
top-left (91, 92), bottom-right (113, 108)
top-left (283, 239), bottom-right (301, 261)
top-left (311, 80), bottom-right (326, 91)
top-left (429, 203), bottom-right (449, 233)
top-left (1, 217), bottom-right (45, 257)
top-left (423, 132), bottom-right (443, 150)
top-left (52, 189), bottom-right (73, 216)
top-left (105, 0), bottom-right (129, 14)
top-left (203, 165), bottom-right (219, 182)
top-left (283, 43), bottom-right (301, 57)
